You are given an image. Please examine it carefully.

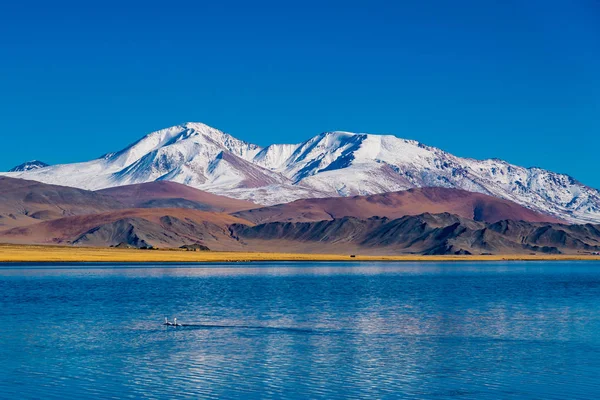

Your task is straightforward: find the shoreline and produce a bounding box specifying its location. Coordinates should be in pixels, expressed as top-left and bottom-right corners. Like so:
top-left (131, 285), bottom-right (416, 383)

top-left (1, 244), bottom-right (600, 263)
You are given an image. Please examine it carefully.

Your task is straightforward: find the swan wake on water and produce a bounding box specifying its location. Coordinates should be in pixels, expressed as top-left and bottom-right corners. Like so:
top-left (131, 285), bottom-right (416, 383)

top-left (162, 318), bottom-right (333, 335)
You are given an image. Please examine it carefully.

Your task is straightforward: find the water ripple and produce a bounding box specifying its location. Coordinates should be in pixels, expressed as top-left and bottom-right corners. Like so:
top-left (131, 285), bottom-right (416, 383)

top-left (1, 262), bottom-right (600, 399)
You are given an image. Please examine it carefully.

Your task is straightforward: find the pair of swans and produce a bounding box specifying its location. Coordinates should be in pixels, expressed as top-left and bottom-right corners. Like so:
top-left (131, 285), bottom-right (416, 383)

top-left (164, 317), bottom-right (182, 327)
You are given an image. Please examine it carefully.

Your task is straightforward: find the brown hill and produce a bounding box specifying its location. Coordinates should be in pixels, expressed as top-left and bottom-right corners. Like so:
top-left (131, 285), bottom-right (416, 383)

top-left (233, 187), bottom-right (562, 224)
top-left (1, 178), bottom-right (589, 255)
top-left (96, 181), bottom-right (258, 212)
top-left (0, 208), bottom-right (252, 250)
top-left (0, 176), bottom-right (123, 229)
top-left (4, 205), bottom-right (599, 255)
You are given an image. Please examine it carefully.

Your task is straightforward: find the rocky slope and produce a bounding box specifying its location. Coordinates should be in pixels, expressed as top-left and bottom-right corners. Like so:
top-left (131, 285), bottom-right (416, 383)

top-left (230, 213), bottom-right (600, 255)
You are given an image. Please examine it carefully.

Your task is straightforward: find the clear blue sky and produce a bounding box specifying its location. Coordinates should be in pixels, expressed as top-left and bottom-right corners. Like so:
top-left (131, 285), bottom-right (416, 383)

top-left (1, 0), bottom-right (599, 186)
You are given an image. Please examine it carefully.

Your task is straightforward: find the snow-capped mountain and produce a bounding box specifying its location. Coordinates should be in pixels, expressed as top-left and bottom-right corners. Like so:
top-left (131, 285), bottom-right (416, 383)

top-left (3, 122), bottom-right (600, 223)
top-left (8, 160), bottom-right (49, 172)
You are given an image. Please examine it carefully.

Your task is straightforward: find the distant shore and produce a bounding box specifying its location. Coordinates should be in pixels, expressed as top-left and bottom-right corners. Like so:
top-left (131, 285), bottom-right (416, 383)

top-left (1, 244), bottom-right (600, 263)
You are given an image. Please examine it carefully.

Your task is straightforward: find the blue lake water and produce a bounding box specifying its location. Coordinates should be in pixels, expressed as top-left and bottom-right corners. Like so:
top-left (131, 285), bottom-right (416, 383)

top-left (1, 262), bottom-right (600, 399)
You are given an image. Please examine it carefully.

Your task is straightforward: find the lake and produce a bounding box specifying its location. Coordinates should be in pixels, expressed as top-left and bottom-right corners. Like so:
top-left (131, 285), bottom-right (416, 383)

top-left (1, 262), bottom-right (599, 399)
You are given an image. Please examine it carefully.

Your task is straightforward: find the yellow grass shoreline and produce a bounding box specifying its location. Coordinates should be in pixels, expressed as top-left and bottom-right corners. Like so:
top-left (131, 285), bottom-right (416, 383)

top-left (1, 244), bottom-right (600, 263)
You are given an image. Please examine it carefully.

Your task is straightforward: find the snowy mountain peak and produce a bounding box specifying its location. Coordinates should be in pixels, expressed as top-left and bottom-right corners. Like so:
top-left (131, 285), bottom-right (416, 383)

top-left (3, 122), bottom-right (600, 223)
top-left (8, 160), bottom-right (50, 172)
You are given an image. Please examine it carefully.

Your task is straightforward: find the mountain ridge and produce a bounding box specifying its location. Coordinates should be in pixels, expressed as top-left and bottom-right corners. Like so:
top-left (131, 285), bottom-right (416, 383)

top-left (3, 122), bottom-right (599, 223)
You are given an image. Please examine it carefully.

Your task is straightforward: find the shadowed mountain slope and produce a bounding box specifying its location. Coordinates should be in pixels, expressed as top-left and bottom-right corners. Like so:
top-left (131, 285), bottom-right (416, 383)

top-left (9, 160), bottom-right (50, 172)
top-left (230, 213), bottom-right (600, 255)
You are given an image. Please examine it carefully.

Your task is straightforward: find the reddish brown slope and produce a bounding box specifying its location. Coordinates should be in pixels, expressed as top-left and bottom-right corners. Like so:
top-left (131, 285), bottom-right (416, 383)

top-left (0, 176), bottom-right (124, 229)
top-left (97, 181), bottom-right (258, 212)
top-left (0, 208), bottom-right (252, 249)
top-left (234, 187), bottom-right (563, 224)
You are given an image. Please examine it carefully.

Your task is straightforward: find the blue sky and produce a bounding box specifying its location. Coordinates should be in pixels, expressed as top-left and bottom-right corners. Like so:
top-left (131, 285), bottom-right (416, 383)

top-left (1, 1), bottom-right (599, 186)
